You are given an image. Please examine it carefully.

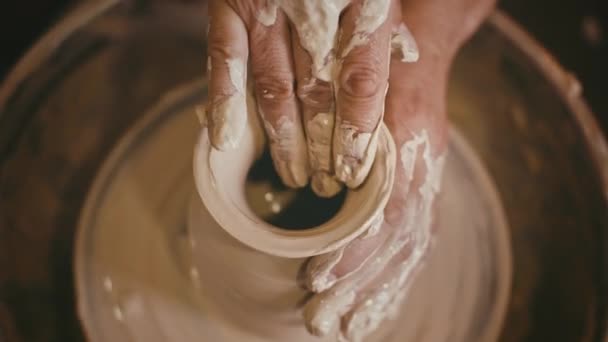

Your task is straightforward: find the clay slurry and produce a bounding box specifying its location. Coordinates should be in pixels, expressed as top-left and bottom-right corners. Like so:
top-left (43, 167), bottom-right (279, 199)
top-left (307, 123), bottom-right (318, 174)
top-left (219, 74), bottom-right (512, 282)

top-left (245, 149), bottom-right (346, 230)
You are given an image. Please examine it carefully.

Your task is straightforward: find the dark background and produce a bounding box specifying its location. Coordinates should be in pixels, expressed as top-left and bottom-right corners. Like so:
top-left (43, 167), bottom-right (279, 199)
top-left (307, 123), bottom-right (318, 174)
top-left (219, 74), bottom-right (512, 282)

top-left (0, 0), bottom-right (607, 132)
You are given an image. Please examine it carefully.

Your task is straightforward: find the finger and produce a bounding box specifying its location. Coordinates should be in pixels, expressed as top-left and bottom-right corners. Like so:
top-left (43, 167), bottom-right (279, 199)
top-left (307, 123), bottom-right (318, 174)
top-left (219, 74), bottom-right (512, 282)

top-left (303, 287), bottom-right (355, 337)
top-left (333, 0), bottom-right (393, 188)
top-left (249, 10), bottom-right (309, 188)
top-left (305, 124), bottom-right (443, 339)
top-left (291, 25), bottom-right (342, 197)
top-left (302, 222), bottom-right (401, 337)
top-left (340, 250), bottom-right (416, 342)
top-left (207, 0), bottom-right (249, 150)
top-left (339, 216), bottom-right (433, 342)
top-left (305, 213), bottom-right (384, 292)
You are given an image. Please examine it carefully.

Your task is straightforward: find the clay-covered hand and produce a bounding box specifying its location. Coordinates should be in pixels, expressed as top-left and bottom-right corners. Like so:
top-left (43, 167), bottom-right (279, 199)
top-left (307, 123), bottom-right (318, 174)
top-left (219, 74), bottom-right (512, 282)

top-left (206, 0), bottom-right (416, 197)
top-left (301, 0), bottom-right (495, 340)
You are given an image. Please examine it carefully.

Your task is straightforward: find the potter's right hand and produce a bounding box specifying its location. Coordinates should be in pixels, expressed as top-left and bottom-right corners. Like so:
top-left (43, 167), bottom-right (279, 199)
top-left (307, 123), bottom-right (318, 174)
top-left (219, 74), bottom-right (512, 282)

top-left (301, 0), bottom-right (495, 340)
top-left (206, 0), bottom-right (402, 197)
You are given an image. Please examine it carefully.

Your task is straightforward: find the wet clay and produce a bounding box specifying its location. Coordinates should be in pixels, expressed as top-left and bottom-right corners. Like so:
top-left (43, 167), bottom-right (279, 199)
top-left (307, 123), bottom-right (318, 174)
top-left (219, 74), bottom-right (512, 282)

top-left (75, 84), bottom-right (511, 342)
top-left (195, 88), bottom-right (395, 259)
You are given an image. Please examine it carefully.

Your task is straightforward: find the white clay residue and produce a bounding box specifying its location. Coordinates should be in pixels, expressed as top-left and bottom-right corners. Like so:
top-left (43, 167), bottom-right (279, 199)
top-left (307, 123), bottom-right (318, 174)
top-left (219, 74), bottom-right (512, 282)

top-left (306, 247), bottom-right (344, 293)
top-left (391, 23), bottom-right (419, 62)
top-left (256, 0), bottom-right (277, 26)
top-left (257, 0), bottom-right (278, 26)
top-left (209, 58), bottom-right (247, 150)
top-left (262, 115), bottom-right (309, 187)
top-left (226, 58), bottom-right (245, 94)
top-left (343, 283), bottom-right (396, 342)
top-left (304, 289), bottom-right (356, 337)
top-left (210, 93), bottom-right (247, 150)
top-left (400, 131), bottom-right (430, 193)
top-left (341, 0), bottom-right (392, 58)
top-left (343, 131), bottom-right (446, 342)
top-left (334, 119), bottom-right (381, 188)
top-left (334, 83), bottom-right (388, 188)
top-left (275, 0), bottom-right (350, 82)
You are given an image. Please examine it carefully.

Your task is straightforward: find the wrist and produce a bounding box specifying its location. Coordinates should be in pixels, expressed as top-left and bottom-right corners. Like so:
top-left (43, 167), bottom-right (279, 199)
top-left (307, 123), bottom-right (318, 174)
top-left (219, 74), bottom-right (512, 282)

top-left (401, 0), bottom-right (496, 62)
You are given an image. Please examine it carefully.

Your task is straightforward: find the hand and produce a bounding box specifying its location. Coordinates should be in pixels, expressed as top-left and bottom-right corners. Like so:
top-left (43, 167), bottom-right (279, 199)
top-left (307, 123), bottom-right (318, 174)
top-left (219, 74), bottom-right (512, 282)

top-left (301, 0), bottom-right (495, 340)
top-left (205, 0), bottom-right (495, 340)
top-left (206, 0), bottom-right (413, 197)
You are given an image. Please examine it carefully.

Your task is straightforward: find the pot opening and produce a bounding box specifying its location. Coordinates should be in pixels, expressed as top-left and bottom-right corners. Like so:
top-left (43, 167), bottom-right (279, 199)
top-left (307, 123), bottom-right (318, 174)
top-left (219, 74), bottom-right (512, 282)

top-left (244, 149), bottom-right (346, 230)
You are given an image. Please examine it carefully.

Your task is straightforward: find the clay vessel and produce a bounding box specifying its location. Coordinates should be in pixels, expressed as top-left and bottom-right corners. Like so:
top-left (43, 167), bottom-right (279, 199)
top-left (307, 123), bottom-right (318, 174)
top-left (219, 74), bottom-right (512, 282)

top-left (186, 94), bottom-right (396, 340)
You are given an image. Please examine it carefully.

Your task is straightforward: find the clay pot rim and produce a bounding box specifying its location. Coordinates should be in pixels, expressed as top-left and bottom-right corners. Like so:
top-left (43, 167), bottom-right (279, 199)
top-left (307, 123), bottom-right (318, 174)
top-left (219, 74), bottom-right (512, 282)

top-left (193, 121), bottom-right (396, 258)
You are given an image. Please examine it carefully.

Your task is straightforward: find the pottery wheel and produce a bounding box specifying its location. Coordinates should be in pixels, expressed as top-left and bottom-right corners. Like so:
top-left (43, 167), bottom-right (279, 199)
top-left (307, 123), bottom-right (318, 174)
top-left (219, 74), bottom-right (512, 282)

top-left (75, 82), bottom-right (511, 342)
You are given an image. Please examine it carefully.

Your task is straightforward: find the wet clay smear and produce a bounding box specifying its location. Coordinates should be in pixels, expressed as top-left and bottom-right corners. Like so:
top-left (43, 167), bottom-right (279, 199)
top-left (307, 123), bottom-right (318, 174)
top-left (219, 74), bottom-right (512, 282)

top-left (245, 149), bottom-right (346, 230)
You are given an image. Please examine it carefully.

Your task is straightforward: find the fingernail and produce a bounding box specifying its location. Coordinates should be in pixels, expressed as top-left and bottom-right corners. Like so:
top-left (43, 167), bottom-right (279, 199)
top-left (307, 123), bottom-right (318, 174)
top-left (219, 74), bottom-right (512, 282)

top-left (303, 289), bottom-right (356, 337)
top-left (334, 123), bottom-right (379, 188)
top-left (311, 172), bottom-right (343, 198)
top-left (209, 93), bottom-right (247, 150)
top-left (306, 248), bottom-right (344, 292)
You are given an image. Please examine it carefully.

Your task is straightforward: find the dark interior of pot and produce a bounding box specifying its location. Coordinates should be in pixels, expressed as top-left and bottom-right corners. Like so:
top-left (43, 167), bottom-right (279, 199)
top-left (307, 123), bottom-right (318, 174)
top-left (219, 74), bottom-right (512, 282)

top-left (0, 1), bottom-right (606, 341)
top-left (245, 148), bottom-right (348, 230)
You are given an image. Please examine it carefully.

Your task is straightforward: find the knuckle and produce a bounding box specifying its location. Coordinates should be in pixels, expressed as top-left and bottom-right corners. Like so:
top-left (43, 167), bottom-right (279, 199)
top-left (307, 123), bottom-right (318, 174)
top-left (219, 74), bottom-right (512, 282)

top-left (340, 62), bottom-right (384, 99)
top-left (208, 42), bottom-right (236, 62)
top-left (296, 79), bottom-right (333, 109)
top-left (254, 74), bottom-right (295, 102)
top-left (338, 114), bottom-right (378, 132)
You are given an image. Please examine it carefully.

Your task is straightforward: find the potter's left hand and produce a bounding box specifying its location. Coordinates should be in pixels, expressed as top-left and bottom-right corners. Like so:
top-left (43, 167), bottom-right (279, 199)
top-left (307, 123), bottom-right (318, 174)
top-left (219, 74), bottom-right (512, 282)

top-left (302, 0), bottom-right (495, 340)
top-left (206, 0), bottom-right (414, 198)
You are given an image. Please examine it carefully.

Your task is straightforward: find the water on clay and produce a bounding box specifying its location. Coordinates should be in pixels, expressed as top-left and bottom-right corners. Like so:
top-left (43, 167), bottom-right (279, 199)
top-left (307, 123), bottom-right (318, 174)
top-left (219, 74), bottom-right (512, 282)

top-left (245, 149), bottom-right (346, 230)
top-left (75, 84), bottom-right (511, 342)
